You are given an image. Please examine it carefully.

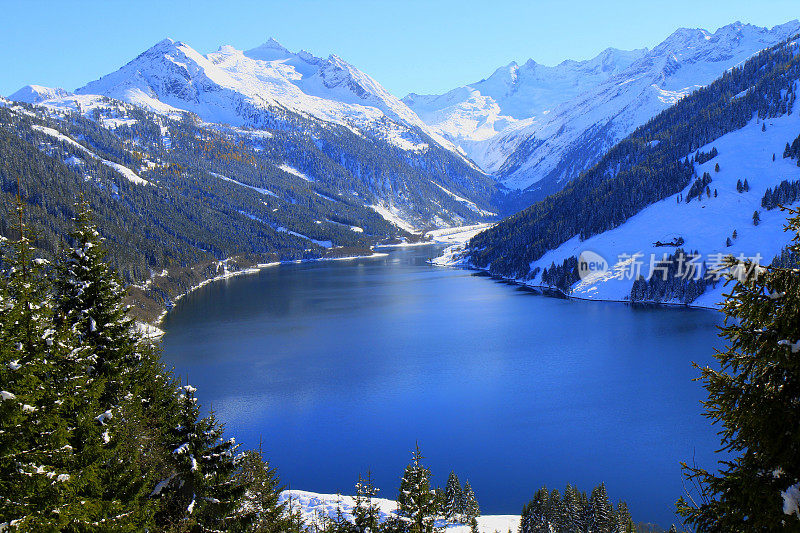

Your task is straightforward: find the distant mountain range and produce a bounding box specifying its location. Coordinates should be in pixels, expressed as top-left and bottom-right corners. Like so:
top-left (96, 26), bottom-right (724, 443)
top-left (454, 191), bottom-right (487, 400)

top-left (405, 21), bottom-right (800, 200)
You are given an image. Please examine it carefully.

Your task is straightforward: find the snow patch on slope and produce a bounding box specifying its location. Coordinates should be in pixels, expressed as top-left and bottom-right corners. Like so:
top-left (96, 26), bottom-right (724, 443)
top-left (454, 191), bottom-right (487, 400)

top-left (31, 124), bottom-right (150, 185)
top-left (369, 204), bottom-right (418, 233)
top-left (277, 163), bottom-right (312, 182)
top-left (431, 182), bottom-right (497, 217)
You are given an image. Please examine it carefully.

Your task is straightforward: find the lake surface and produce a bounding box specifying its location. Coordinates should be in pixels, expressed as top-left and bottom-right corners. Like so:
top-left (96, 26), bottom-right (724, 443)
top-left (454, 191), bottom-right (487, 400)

top-left (161, 245), bottom-right (724, 527)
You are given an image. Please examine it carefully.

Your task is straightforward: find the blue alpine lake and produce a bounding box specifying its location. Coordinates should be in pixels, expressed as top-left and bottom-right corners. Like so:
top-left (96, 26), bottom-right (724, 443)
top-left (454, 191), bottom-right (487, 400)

top-left (160, 244), bottom-right (724, 527)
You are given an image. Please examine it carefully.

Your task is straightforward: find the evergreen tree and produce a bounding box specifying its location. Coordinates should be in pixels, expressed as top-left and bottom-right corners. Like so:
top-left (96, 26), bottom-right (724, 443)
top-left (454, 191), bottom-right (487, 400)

top-left (461, 481), bottom-right (480, 523)
top-left (54, 200), bottom-right (169, 528)
top-left (677, 207), bottom-right (800, 530)
top-left (563, 484), bottom-right (584, 533)
top-left (231, 446), bottom-right (298, 533)
top-left (353, 471), bottom-right (381, 533)
top-left (397, 444), bottom-right (437, 533)
top-left (520, 487), bottom-right (549, 533)
top-left (0, 207), bottom-right (76, 530)
top-left (155, 383), bottom-right (244, 531)
top-left (589, 483), bottom-right (613, 533)
top-left (547, 489), bottom-right (566, 532)
top-left (753, 210), bottom-right (761, 226)
top-left (443, 471), bottom-right (463, 523)
top-left (614, 501), bottom-right (635, 533)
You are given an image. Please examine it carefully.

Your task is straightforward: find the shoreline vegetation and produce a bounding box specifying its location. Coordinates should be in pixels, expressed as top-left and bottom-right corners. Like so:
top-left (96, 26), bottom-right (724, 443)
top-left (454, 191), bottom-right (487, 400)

top-left (137, 223), bottom-right (493, 335)
top-left (429, 240), bottom-right (720, 311)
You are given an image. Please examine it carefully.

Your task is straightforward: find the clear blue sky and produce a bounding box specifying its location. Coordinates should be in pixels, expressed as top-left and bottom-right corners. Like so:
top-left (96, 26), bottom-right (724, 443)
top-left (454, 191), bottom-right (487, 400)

top-left (2, 0), bottom-right (798, 98)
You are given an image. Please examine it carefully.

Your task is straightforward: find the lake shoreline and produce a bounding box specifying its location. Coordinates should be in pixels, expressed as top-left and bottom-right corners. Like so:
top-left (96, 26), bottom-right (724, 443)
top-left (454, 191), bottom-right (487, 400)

top-left (141, 251), bottom-right (392, 336)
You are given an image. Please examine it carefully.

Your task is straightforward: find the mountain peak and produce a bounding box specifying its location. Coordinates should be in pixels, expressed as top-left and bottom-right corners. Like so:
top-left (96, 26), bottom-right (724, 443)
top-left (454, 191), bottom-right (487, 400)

top-left (244, 38), bottom-right (293, 61)
top-left (255, 37), bottom-right (287, 52)
top-left (9, 85), bottom-right (72, 103)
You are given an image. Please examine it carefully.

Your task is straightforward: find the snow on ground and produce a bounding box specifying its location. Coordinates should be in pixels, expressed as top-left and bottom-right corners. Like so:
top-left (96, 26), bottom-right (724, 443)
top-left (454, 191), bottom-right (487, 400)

top-left (428, 224), bottom-right (494, 265)
top-left (431, 182), bottom-right (497, 217)
top-left (280, 490), bottom-right (518, 533)
top-left (276, 227), bottom-right (333, 248)
top-left (135, 321), bottom-right (165, 339)
top-left (370, 203), bottom-right (419, 233)
top-left (436, 111), bottom-right (800, 308)
top-left (31, 124), bottom-right (150, 186)
top-left (210, 172), bottom-right (278, 197)
top-left (277, 163), bottom-right (313, 182)
top-left (429, 224), bottom-right (493, 245)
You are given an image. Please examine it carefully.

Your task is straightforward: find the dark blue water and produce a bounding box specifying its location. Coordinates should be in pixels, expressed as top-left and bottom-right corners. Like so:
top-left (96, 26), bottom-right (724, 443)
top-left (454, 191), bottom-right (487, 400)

top-left (161, 245), bottom-right (723, 527)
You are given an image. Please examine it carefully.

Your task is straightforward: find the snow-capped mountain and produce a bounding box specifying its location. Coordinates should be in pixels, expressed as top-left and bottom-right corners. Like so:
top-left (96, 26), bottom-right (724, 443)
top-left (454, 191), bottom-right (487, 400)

top-left (497, 21), bottom-right (800, 194)
top-left (403, 47), bottom-right (646, 169)
top-left (409, 21), bottom-right (800, 197)
top-left (10, 84), bottom-right (73, 103)
top-left (75, 37), bottom-right (464, 156)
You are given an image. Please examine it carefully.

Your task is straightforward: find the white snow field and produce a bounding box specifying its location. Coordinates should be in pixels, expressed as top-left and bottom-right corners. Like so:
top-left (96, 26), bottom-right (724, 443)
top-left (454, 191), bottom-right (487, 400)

top-left (436, 110), bottom-right (800, 309)
top-left (280, 490), bottom-right (519, 533)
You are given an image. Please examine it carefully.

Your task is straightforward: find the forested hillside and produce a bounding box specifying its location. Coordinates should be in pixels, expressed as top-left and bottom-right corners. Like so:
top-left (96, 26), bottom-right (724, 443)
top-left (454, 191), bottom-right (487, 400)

top-left (0, 92), bottom-right (497, 320)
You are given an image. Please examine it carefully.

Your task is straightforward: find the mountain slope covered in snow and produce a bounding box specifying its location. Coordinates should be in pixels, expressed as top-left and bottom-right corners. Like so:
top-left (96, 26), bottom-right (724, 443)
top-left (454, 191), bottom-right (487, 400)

top-left (76, 37), bottom-right (465, 157)
top-left (409, 21), bottom-right (800, 206)
top-left (446, 34), bottom-right (800, 307)
top-left (403, 47), bottom-right (646, 169)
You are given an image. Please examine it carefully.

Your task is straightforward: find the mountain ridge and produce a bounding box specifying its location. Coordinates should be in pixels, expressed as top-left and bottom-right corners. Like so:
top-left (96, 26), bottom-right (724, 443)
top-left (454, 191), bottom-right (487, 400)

top-left (406, 20), bottom-right (800, 200)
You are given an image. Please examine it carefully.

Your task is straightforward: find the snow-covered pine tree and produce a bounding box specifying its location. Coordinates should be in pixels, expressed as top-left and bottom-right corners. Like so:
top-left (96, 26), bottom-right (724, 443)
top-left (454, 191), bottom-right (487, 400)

top-left (590, 483), bottom-right (613, 533)
top-left (154, 383), bottom-right (245, 531)
top-left (678, 206), bottom-right (800, 530)
top-left (614, 500), bottom-right (635, 533)
top-left (579, 490), bottom-right (593, 533)
top-left (0, 204), bottom-right (79, 530)
top-left (353, 471), bottom-right (381, 533)
top-left (53, 200), bottom-right (168, 528)
top-left (519, 487), bottom-right (549, 533)
top-left (547, 488), bottom-right (566, 532)
top-left (443, 471), bottom-right (462, 523)
top-left (397, 444), bottom-right (437, 533)
top-left (563, 484), bottom-right (584, 532)
top-left (461, 480), bottom-right (480, 524)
